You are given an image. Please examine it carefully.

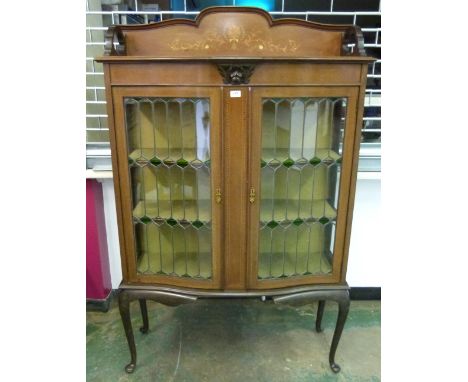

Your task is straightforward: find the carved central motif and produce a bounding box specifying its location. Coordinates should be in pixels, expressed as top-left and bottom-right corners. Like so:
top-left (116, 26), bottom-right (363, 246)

top-left (217, 64), bottom-right (256, 85)
top-left (169, 25), bottom-right (300, 53)
top-left (224, 25), bottom-right (243, 46)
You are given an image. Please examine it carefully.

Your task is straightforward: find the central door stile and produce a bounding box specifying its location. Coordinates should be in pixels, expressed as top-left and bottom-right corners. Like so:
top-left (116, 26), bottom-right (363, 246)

top-left (223, 87), bottom-right (249, 290)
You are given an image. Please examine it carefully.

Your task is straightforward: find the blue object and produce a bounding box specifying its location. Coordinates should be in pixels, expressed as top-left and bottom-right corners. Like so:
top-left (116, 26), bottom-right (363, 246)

top-left (185, 1), bottom-right (234, 11)
top-left (180, 1), bottom-right (276, 12)
top-left (170, 0), bottom-right (185, 11)
top-left (235, 0), bottom-right (275, 11)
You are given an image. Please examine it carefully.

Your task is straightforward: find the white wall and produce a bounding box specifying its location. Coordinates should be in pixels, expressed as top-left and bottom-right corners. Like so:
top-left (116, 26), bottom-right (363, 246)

top-left (100, 178), bottom-right (122, 289)
top-left (99, 174), bottom-right (381, 288)
top-left (346, 173), bottom-right (381, 287)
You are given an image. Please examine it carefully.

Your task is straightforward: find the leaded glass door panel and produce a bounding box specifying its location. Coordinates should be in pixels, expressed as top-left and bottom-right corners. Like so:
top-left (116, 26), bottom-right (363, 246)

top-left (112, 87), bottom-right (222, 289)
top-left (248, 87), bottom-right (359, 288)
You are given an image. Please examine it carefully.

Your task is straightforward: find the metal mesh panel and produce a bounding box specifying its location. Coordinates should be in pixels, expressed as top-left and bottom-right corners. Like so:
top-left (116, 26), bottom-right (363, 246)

top-left (86, 0), bottom-right (380, 171)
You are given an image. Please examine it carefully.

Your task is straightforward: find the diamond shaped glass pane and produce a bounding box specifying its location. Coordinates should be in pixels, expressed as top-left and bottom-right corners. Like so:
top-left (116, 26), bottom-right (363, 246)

top-left (283, 158), bottom-right (294, 168)
top-left (267, 221), bottom-right (279, 229)
top-left (167, 218), bottom-right (178, 227)
top-left (150, 157), bottom-right (162, 166)
top-left (319, 217), bottom-right (330, 225)
top-left (177, 158), bottom-right (189, 168)
top-left (310, 157), bottom-right (321, 166)
top-left (190, 159), bottom-right (204, 169)
top-left (267, 158), bottom-right (280, 167)
top-left (192, 220), bottom-right (204, 229)
top-left (140, 216), bottom-right (151, 224)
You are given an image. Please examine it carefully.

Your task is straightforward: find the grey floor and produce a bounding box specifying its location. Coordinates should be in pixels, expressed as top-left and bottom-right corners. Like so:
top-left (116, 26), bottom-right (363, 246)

top-left (87, 298), bottom-right (380, 381)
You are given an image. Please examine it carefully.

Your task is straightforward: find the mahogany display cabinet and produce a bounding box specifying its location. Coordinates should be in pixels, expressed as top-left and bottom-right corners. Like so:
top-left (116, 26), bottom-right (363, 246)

top-left (96, 6), bottom-right (374, 374)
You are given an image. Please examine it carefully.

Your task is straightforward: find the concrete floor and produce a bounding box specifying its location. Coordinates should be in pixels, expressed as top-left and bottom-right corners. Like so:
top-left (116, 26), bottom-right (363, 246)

top-left (87, 297), bottom-right (380, 381)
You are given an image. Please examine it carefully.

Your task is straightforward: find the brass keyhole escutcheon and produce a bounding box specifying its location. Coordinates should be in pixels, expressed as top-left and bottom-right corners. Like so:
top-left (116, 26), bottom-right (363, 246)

top-left (215, 188), bottom-right (222, 204)
top-left (249, 188), bottom-right (256, 203)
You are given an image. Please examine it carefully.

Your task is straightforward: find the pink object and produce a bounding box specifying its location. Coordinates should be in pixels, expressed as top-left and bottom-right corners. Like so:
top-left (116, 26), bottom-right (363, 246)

top-left (86, 179), bottom-right (112, 300)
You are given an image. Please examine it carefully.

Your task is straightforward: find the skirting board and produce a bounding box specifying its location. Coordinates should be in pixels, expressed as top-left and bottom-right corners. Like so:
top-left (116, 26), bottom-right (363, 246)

top-left (349, 287), bottom-right (381, 300)
top-left (86, 290), bottom-right (116, 312)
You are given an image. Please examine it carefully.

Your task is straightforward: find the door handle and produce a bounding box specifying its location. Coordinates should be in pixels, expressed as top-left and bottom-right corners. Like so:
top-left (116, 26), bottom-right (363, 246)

top-left (215, 188), bottom-right (222, 204)
top-left (249, 188), bottom-right (256, 203)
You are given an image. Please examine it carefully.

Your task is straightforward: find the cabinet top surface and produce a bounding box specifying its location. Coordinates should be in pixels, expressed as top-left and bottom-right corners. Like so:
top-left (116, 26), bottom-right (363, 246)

top-left (96, 6), bottom-right (374, 64)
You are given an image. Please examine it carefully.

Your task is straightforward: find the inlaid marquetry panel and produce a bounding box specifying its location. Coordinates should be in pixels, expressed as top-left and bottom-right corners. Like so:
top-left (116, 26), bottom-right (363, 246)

top-left (116, 8), bottom-right (346, 58)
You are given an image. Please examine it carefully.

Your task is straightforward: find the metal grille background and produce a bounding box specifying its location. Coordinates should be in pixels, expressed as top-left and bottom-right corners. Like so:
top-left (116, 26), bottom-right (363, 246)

top-left (86, 0), bottom-right (381, 171)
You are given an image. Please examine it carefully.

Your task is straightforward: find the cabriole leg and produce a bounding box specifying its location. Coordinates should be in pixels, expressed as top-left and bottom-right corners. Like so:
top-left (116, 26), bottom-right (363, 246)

top-left (272, 288), bottom-right (351, 373)
top-left (117, 288), bottom-right (196, 373)
top-left (329, 291), bottom-right (350, 373)
top-left (316, 300), bottom-right (325, 332)
top-left (118, 290), bottom-right (137, 374)
top-left (139, 299), bottom-right (149, 334)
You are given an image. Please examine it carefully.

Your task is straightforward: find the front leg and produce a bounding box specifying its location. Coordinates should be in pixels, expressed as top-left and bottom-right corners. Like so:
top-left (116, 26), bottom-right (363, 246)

top-left (272, 288), bottom-right (350, 373)
top-left (119, 290), bottom-right (137, 373)
top-left (329, 291), bottom-right (350, 373)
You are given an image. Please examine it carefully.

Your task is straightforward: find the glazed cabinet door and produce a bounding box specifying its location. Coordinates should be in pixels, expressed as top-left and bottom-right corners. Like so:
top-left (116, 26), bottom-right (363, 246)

top-left (247, 87), bottom-right (359, 289)
top-left (112, 87), bottom-right (222, 289)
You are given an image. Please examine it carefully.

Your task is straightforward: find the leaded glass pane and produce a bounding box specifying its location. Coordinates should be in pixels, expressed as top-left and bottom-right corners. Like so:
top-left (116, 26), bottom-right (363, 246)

top-left (258, 97), bottom-right (346, 279)
top-left (125, 97), bottom-right (212, 279)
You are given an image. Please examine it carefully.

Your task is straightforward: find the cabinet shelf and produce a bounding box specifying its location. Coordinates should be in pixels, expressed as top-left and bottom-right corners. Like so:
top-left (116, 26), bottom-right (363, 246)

top-left (258, 250), bottom-right (332, 279)
top-left (133, 200), bottom-right (211, 224)
top-left (129, 149), bottom-right (210, 167)
top-left (137, 250), bottom-right (211, 279)
top-left (261, 148), bottom-right (341, 167)
top-left (260, 199), bottom-right (336, 223)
